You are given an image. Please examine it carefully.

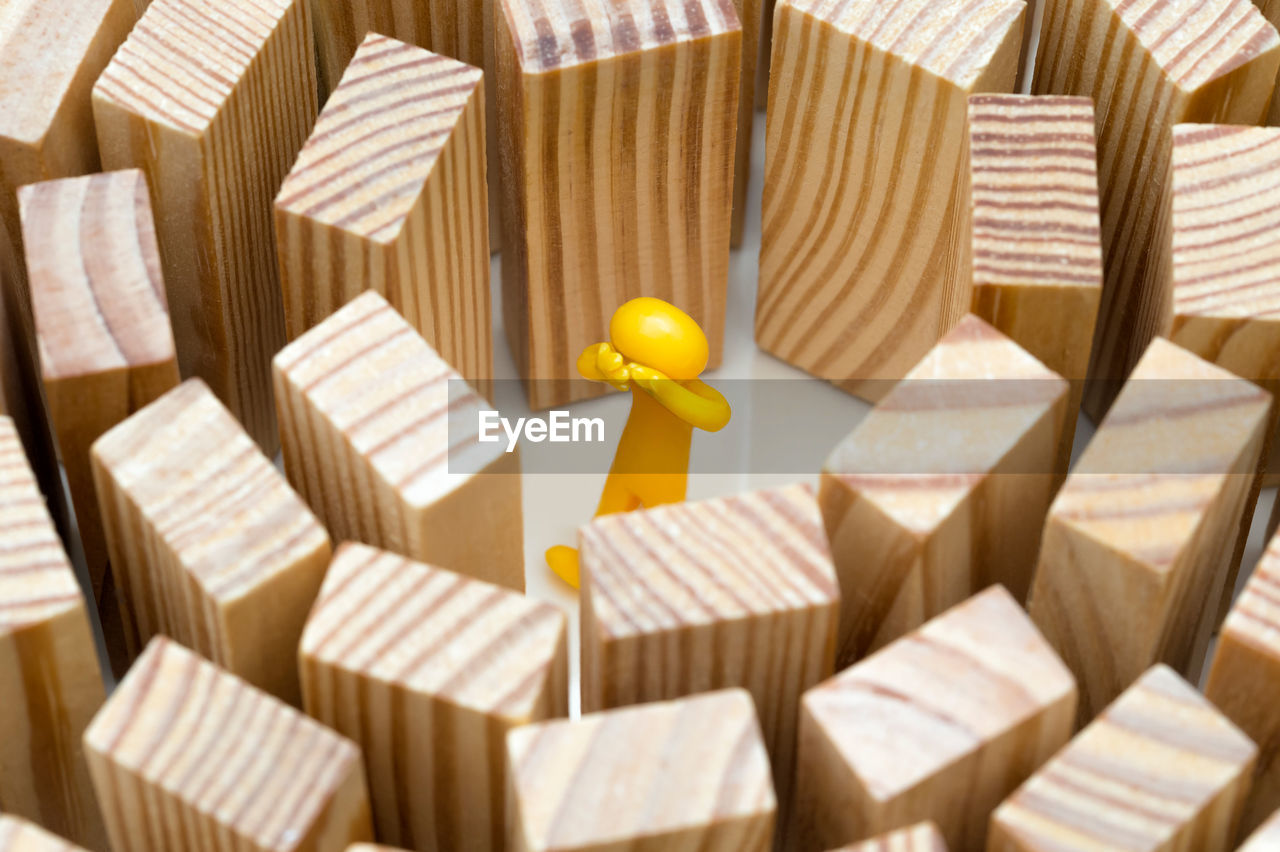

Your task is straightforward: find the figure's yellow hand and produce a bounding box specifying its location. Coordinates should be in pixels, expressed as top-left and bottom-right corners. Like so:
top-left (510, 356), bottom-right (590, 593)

top-left (577, 343), bottom-right (631, 390)
top-left (626, 363), bottom-right (667, 391)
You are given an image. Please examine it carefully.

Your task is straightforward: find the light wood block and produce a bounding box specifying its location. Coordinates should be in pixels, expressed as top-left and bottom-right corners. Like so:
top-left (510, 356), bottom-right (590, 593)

top-left (827, 823), bottom-right (947, 852)
top-left (792, 586), bottom-right (1076, 852)
top-left (1247, 0), bottom-right (1280, 125)
top-left (1032, 0), bottom-right (1280, 419)
top-left (756, 0), bottom-right (1023, 402)
top-left (92, 0), bottom-right (319, 452)
top-left (91, 379), bottom-right (332, 704)
top-left (275, 34), bottom-right (492, 384)
top-left (0, 418), bottom-right (105, 851)
top-left (1239, 808), bottom-right (1280, 851)
top-left (273, 290), bottom-right (523, 591)
top-left (1027, 337), bottom-right (1271, 724)
top-left (989, 664), bottom-right (1257, 852)
top-left (495, 0), bottom-right (740, 409)
top-left (84, 636), bottom-right (374, 852)
top-left (506, 689), bottom-right (776, 852)
top-left (819, 314), bottom-right (1067, 667)
top-left (0, 816), bottom-right (87, 852)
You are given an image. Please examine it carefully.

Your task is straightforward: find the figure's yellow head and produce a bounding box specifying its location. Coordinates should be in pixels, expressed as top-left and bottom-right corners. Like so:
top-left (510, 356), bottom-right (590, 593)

top-left (609, 297), bottom-right (708, 380)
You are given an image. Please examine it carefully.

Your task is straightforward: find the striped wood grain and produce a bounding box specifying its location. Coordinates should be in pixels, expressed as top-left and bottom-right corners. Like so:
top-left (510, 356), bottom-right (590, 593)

top-left (90, 380), bottom-right (332, 704)
top-left (1032, 0), bottom-right (1280, 420)
top-left (1248, 0), bottom-right (1280, 125)
top-left (276, 35), bottom-right (491, 383)
top-left (1027, 337), bottom-right (1271, 724)
top-left (756, 0), bottom-right (1024, 402)
top-left (273, 291), bottom-right (524, 591)
top-left (827, 823), bottom-right (947, 852)
top-left (989, 664), bottom-right (1257, 852)
top-left (0, 418), bottom-right (106, 851)
top-left (496, 0), bottom-right (740, 409)
top-left (506, 690), bottom-right (776, 852)
top-left (0, 816), bottom-right (87, 852)
top-left (301, 543), bottom-right (568, 852)
top-left (84, 637), bottom-right (374, 852)
top-left (1239, 808), bottom-right (1280, 850)
top-left (91, 0), bottom-right (319, 453)
top-left (819, 314), bottom-right (1067, 667)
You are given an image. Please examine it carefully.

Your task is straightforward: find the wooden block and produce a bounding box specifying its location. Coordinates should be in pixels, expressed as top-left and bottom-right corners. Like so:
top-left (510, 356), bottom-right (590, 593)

top-left (275, 35), bottom-right (492, 384)
top-left (495, 0), bottom-right (740, 410)
top-left (989, 664), bottom-right (1257, 852)
top-left (728, 0), bottom-right (760, 248)
top-left (819, 314), bottom-right (1067, 666)
top-left (0, 816), bottom-right (87, 852)
top-left (506, 689), bottom-right (776, 852)
top-left (273, 290), bottom-right (524, 591)
top-left (92, 0), bottom-right (319, 452)
top-left (301, 543), bottom-right (568, 851)
top-left (1032, 0), bottom-right (1280, 419)
top-left (792, 586), bottom-right (1076, 852)
top-left (579, 483), bottom-right (839, 812)
top-left (84, 636), bottom-right (374, 852)
top-left (1026, 337), bottom-right (1271, 724)
top-left (1247, 0), bottom-right (1280, 126)
top-left (826, 823), bottom-right (947, 852)
top-left (0, 418), bottom-right (106, 851)
top-left (90, 379), bottom-right (332, 704)
top-left (756, 0), bottom-right (1023, 402)
top-left (1239, 808), bottom-right (1280, 851)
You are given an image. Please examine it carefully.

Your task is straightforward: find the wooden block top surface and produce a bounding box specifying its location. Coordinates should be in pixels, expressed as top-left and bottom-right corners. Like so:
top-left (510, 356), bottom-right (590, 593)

top-left (1221, 529), bottom-right (1280, 660)
top-left (968, 95), bottom-right (1103, 291)
top-left (579, 483), bottom-right (839, 637)
top-left (804, 586), bottom-right (1075, 801)
top-left (302, 542), bottom-right (565, 718)
top-left (507, 689), bottom-right (775, 848)
top-left (19, 170), bottom-right (173, 381)
top-left (85, 636), bottom-right (364, 851)
top-left (0, 815), bottom-right (86, 851)
top-left (1239, 808), bottom-right (1280, 850)
top-left (276, 34), bottom-right (482, 242)
top-left (91, 379), bottom-right (329, 599)
top-left (993, 664), bottom-right (1257, 850)
top-left (827, 822), bottom-right (947, 851)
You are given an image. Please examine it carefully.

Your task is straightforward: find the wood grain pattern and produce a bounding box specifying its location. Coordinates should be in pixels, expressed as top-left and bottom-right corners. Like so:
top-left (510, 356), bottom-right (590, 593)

top-left (0, 816), bottom-right (87, 852)
top-left (819, 314), bottom-right (1067, 667)
top-left (496, 0), bottom-right (740, 409)
top-left (1032, 0), bottom-right (1280, 419)
top-left (90, 379), bottom-right (332, 704)
top-left (826, 822), bottom-right (947, 852)
top-left (0, 417), bottom-right (106, 851)
top-left (1027, 337), bottom-right (1271, 724)
top-left (989, 664), bottom-right (1257, 852)
top-left (793, 586), bottom-right (1076, 852)
top-left (756, 0), bottom-right (1024, 402)
top-left (506, 689), bottom-right (776, 852)
top-left (1238, 808), bottom-right (1280, 850)
top-left (276, 34), bottom-right (492, 384)
top-left (302, 542), bottom-right (568, 852)
top-left (274, 291), bottom-right (524, 591)
top-left (91, 0), bottom-right (319, 452)
top-left (84, 636), bottom-right (375, 852)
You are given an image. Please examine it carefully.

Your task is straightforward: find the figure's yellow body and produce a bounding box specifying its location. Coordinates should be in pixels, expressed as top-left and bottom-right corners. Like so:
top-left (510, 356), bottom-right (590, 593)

top-left (546, 298), bottom-right (731, 587)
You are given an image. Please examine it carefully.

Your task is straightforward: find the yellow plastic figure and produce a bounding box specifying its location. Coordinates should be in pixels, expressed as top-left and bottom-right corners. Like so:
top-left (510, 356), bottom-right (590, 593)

top-left (545, 297), bottom-right (731, 587)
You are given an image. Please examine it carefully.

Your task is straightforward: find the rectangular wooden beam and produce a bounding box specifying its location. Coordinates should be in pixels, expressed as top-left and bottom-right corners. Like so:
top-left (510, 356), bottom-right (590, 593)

top-left (0, 816), bottom-right (88, 852)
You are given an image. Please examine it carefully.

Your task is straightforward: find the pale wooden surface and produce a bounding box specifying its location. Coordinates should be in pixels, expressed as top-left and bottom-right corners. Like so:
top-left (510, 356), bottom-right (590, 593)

top-left (276, 34), bottom-right (492, 384)
top-left (1248, 0), bottom-right (1280, 124)
top-left (1032, 0), bottom-right (1280, 419)
top-left (756, 0), bottom-right (1023, 402)
top-left (820, 314), bottom-right (1067, 666)
top-left (0, 418), bottom-right (106, 851)
top-left (92, 0), bottom-right (319, 453)
top-left (496, 0), bottom-right (740, 409)
top-left (989, 664), bottom-right (1257, 852)
top-left (826, 823), bottom-right (947, 852)
top-left (84, 637), bottom-right (374, 852)
top-left (1238, 808), bottom-right (1280, 850)
top-left (274, 291), bottom-right (524, 591)
top-left (0, 816), bottom-right (87, 852)
top-left (301, 542), bottom-right (568, 852)
top-left (91, 380), bottom-right (332, 704)
top-left (793, 586), bottom-right (1076, 852)
top-left (506, 689), bottom-right (776, 852)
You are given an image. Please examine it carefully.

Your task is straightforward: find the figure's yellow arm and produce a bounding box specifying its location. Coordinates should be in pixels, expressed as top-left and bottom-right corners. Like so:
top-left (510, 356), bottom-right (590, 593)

top-left (578, 343), bottom-right (630, 390)
top-left (630, 368), bottom-right (731, 432)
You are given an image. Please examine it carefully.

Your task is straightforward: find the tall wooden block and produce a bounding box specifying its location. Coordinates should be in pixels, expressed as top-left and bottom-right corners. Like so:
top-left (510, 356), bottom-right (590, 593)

top-left (989, 664), bottom-right (1257, 852)
top-left (84, 637), bottom-right (374, 852)
top-left (1239, 809), bottom-right (1280, 851)
top-left (0, 816), bottom-right (87, 852)
top-left (506, 690), bottom-right (776, 852)
top-left (1252, 0), bottom-right (1280, 125)
top-left (496, 0), bottom-right (740, 409)
top-left (756, 0), bottom-right (1023, 401)
top-left (1027, 338), bottom-right (1271, 724)
top-left (819, 314), bottom-right (1067, 667)
top-left (91, 380), bottom-right (332, 704)
top-left (828, 823), bottom-right (947, 852)
top-left (0, 418), bottom-right (106, 851)
top-left (276, 34), bottom-right (492, 384)
top-left (1033, 0), bottom-right (1280, 419)
top-left (92, 0), bottom-right (319, 452)
top-left (302, 543), bottom-right (568, 851)
top-left (273, 291), bottom-right (523, 591)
